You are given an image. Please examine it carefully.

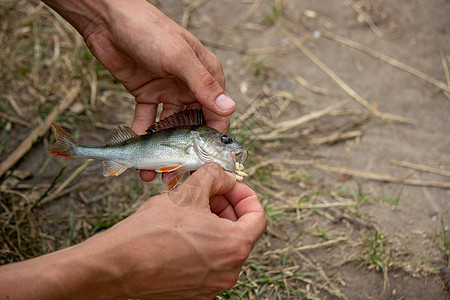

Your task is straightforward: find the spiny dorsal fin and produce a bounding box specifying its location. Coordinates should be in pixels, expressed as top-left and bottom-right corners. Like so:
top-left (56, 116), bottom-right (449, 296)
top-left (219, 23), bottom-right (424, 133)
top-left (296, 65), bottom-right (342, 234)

top-left (105, 125), bottom-right (138, 146)
top-left (146, 109), bottom-right (204, 134)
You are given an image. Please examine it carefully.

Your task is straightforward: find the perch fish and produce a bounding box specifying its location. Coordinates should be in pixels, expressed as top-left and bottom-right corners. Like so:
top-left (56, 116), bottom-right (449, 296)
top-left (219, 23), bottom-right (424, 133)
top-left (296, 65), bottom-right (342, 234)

top-left (48, 109), bottom-right (248, 191)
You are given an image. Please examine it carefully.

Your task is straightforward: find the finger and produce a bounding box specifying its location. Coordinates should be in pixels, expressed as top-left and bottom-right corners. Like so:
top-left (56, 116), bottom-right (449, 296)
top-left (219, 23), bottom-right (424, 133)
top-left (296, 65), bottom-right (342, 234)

top-left (185, 102), bottom-right (202, 111)
top-left (172, 50), bottom-right (236, 117)
top-left (202, 107), bottom-right (230, 134)
top-left (132, 102), bottom-right (158, 135)
top-left (197, 47), bottom-right (226, 90)
top-left (132, 73), bottom-right (230, 133)
top-left (225, 182), bottom-right (263, 218)
top-left (173, 163), bottom-right (236, 207)
top-left (160, 103), bottom-right (185, 120)
top-left (139, 169), bottom-right (157, 182)
top-left (225, 182), bottom-right (267, 241)
top-left (133, 78), bottom-right (196, 106)
top-left (210, 195), bottom-right (238, 221)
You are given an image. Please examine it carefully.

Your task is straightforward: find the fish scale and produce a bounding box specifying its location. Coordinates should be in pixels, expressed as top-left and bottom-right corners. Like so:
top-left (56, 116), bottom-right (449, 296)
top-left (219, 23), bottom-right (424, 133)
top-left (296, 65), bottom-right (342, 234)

top-left (48, 109), bottom-right (248, 191)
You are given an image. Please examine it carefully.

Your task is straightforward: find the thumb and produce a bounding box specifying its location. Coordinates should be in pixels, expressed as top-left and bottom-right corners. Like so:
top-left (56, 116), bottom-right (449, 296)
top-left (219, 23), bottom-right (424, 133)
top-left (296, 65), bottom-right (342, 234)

top-left (175, 52), bottom-right (236, 116)
top-left (168, 163), bottom-right (236, 207)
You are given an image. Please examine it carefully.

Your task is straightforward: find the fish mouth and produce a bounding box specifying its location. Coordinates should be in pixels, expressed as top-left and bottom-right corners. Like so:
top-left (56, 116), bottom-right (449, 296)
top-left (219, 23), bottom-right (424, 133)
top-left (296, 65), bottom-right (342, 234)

top-left (230, 150), bottom-right (248, 181)
top-left (233, 150), bottom-right (248, 165)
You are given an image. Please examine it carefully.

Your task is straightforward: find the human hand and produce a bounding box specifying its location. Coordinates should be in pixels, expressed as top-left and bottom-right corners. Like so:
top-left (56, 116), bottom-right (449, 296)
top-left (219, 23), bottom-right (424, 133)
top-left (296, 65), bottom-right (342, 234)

top-left (42, 0), bottom-right (236, 181)
top-left (0, 163), bottom-right (266, 299)
top-left (88, 163), bottom-right (266, 299)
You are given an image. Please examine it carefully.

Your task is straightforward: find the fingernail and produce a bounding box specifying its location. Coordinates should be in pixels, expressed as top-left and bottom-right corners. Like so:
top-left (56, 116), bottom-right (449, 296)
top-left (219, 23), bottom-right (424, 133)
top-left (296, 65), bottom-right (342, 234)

top-left (215, 94), bottom-right (236, 111)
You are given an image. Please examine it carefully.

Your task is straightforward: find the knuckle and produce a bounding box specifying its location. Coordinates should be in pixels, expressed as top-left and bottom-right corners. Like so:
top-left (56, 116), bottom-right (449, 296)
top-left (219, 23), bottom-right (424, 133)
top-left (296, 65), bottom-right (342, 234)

top-left (199, 70), bottom-right (219, 90)
top-left (228, 238), bottom-right (252, 264)
top-left (168, 46), bottom-right (189, 66)
top-left (210, 56), bottom-right (223, 74)
top-left (235, 243), bottom-right (252, 263)
top-left (219, 276), bottom-right (239, 290)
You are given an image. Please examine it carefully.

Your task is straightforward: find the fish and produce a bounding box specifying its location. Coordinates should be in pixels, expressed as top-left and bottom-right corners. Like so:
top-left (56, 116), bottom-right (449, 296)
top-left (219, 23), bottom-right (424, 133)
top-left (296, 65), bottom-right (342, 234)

top-left (48, 109), bottom-right (248, 191)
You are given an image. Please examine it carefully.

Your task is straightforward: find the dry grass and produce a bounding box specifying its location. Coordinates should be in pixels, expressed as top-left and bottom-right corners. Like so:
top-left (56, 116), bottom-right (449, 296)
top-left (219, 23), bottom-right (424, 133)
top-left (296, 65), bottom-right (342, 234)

top-left (1, 0), bottom-right (449, 299)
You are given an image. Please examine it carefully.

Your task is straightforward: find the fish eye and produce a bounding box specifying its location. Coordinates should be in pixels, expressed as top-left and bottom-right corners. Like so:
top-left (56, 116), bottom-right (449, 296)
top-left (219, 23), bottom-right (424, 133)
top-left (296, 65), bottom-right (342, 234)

top-left (221, 135), bottom-right (233, 144)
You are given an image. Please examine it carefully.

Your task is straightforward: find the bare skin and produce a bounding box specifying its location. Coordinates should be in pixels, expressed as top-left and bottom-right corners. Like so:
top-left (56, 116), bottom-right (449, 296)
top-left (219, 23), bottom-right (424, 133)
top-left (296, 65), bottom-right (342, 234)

top-left (42, 0), bottom-right (237, 181)
top-left (0, 163), bottom-right (267, 299)
top-left (0, 1), bottom-right (266, 299)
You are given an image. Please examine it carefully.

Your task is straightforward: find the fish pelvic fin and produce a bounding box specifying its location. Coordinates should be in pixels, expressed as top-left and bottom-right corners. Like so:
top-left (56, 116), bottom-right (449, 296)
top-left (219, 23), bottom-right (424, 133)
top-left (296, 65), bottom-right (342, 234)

top-left (161, 171), bottom-right (186, 192)
top-left (156, 164), bottom-right (186, 191)
top-left (48, 123), bottom-right (79, 157)
top-left (156, 164), bottom-right (183, 173)
top-left (102, 160), bottom-right (129, 177)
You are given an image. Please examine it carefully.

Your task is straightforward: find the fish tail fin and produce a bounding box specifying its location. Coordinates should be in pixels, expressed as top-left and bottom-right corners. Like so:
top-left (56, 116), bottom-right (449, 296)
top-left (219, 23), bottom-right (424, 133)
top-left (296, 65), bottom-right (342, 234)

top-left (48, 123), bottom-right (79, 157)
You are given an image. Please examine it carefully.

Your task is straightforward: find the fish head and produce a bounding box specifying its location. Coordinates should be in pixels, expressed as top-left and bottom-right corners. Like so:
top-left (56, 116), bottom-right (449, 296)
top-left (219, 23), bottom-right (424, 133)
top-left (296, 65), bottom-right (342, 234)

top-left (194, 127), bottom-right (248, 173)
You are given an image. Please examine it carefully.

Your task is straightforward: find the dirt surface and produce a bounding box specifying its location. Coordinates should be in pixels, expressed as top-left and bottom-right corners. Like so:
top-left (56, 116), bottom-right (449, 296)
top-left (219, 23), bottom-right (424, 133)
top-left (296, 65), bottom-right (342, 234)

top-left (1, 0), bottom-right (449, 299)
top-left (163, 0), bottom-right (450, 298)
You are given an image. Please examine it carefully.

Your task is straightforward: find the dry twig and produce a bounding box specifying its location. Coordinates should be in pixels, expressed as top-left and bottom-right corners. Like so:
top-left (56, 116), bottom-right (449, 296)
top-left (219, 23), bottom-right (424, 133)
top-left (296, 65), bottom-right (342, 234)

top-left (277, 23), bottom-right (415, 124)
top-left (313, 162), bottom-right (450, 188)
top-left (390, 160), bottom-right (450, 178)
top-left (264, 236), bottom-right (348, 255)
top-left (0, 82), bottom-right (81, 178)
top-left (294, 74), bottom-right (332, 95)
top-left (43, 159), bottom-right (93, 204)
top-left (321, 30), bottom-right (450, 93)
top-left (440, 50), bottom-right (450, 101)
top-left (349, 1), bottom-right (384, 38)
top-left (309, 130), bottom-right (363, 145)
top-left (0, 112), bottom-right (31, 128)
top-left (181, 0), bottom-right (209, 28)
top-left (256, 100), bottom-right (349, 138)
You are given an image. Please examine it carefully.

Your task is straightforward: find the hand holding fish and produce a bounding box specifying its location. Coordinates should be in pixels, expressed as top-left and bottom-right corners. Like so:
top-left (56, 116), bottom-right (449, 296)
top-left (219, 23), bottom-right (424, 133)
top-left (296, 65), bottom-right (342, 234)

top-left (0, 164), bottom-right (267, 299)
top-left (42, 0), bottom-right (237, 181)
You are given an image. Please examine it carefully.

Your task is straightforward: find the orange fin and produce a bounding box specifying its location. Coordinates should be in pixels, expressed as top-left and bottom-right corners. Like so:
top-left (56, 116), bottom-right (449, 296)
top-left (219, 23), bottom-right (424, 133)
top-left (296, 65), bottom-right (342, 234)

top-left (161, 171), bottom-right (186, 192)
top-left (48, 123), bottom-right (78, 157)
top-left (102, 160), bottom-right (129, 177)
top-left (48, 150), bottom-right (73, 157)
top-left (156, 164), bottom-right (183, 173)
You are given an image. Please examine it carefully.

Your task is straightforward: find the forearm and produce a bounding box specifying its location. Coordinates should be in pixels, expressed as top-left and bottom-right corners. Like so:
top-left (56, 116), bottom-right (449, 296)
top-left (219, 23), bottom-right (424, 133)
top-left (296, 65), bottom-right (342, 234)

top-left (41, 0), bottom-right (162, 39)
top-left (0, 239), bottom-right (125, 300)
top-left (42, 0), bottom-right (108, 37)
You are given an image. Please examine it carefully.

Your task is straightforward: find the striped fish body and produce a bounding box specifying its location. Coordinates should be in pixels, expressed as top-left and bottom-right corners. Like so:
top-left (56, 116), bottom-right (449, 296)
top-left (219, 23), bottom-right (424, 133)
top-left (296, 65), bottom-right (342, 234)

top-left (48, 110), bottom-right (248, 190)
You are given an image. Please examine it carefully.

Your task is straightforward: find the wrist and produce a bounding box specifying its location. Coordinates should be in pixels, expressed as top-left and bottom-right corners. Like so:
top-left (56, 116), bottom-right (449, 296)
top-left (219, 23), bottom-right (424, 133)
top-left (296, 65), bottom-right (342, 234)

top-left (42, 0), bottom-right (108, 38)
top-left (56, 234), bottom-right (127, 299)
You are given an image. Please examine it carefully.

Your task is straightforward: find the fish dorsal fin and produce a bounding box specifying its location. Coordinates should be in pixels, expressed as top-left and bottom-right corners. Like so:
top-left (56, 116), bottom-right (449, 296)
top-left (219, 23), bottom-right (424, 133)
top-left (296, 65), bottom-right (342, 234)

top-left (146, 109), bottom-right (204, 134)
top-left (105, 125), bottom-right (138, 146)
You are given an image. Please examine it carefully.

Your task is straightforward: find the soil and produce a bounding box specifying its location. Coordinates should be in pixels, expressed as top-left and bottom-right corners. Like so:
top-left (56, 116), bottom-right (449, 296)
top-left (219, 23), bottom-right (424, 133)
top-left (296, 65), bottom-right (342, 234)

top-left (1, 0), bottom-right (449, 299)
top-left (162, 0), bottom-right (449, 298)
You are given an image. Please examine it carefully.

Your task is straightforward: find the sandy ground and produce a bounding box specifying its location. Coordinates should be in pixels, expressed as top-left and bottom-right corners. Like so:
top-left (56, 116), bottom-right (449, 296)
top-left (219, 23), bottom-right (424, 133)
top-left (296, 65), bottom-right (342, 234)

top-left (1, 0), bottom-right (449, 299)
top-left (162, 0), bottom-right (449, 298)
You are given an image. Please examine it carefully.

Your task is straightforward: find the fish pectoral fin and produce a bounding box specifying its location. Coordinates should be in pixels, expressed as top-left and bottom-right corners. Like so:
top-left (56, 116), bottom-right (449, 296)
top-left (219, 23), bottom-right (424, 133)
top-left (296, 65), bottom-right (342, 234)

top-left (102, 160), bottom-right (129, 177)
top-left (193, 140), bottom-right (212, 162)
top-left (161, 171), bottom-right (186, 192)
top-left (156, 164), bottom-right (183, 173)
